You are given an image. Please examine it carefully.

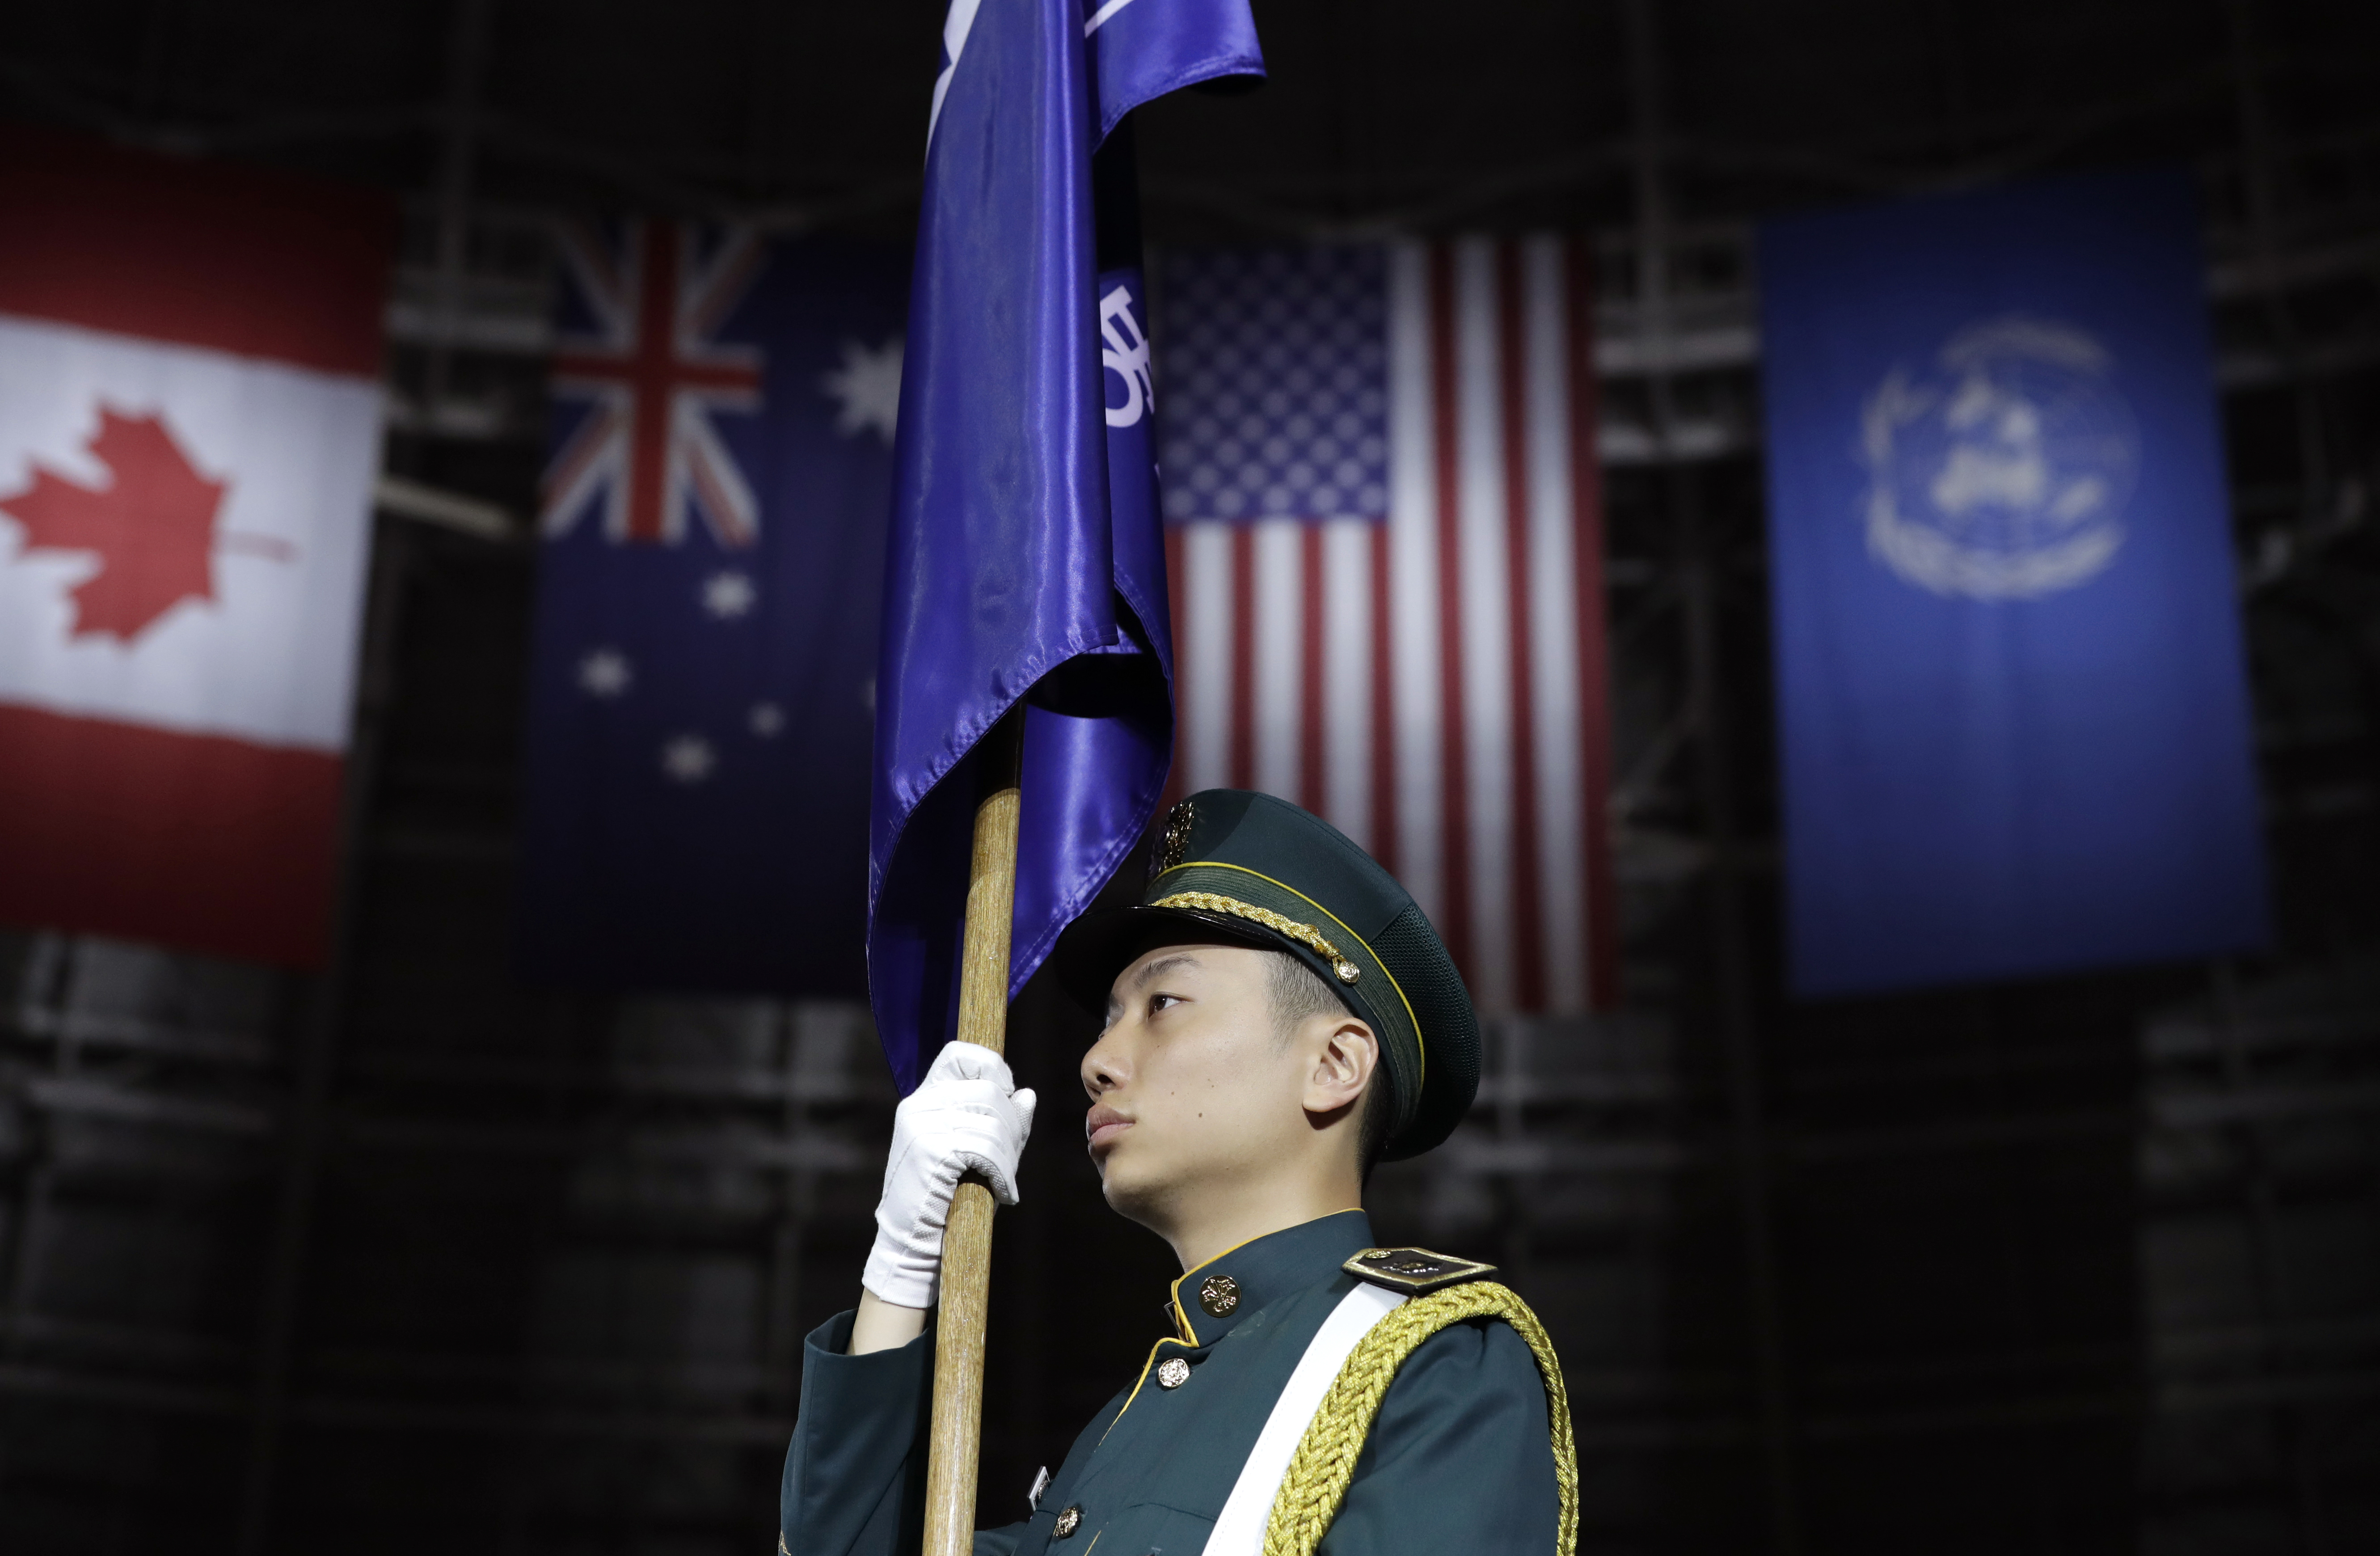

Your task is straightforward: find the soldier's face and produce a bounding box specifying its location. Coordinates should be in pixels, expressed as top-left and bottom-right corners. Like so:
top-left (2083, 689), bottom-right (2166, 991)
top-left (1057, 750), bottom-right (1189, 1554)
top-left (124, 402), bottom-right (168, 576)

top-left (1084, 943), bottom-right (1315, 1227)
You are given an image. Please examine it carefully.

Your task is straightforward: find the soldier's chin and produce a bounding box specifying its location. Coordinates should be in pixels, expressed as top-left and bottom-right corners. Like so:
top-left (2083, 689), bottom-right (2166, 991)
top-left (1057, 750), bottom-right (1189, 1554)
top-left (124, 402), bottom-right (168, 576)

top-left (1094, 1147), bottom-right (1165, 1220)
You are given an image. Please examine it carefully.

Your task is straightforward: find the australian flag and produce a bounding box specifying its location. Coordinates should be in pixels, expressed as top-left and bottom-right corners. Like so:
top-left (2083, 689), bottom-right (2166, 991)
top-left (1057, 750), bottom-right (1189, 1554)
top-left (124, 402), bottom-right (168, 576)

top-left (518, 221), bottom-right (908, 995)
top-left (868, 0), bottom-right (1264, 1089)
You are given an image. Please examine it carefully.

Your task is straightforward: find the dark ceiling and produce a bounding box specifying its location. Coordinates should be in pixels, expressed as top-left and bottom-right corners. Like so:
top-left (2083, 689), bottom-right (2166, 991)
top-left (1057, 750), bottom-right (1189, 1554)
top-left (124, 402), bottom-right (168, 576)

top-left (4, 0), bottom-right (2379, 245)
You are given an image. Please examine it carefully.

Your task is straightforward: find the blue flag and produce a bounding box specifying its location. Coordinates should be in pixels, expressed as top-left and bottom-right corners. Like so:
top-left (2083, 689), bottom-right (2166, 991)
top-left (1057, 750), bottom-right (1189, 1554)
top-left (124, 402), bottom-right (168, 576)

top-left (1758, 169), bottom-right (2268, 998)
top-left (519, 224), bottom-right (907, 995)
top-left (869, 0), bottom-right (1263, 1090)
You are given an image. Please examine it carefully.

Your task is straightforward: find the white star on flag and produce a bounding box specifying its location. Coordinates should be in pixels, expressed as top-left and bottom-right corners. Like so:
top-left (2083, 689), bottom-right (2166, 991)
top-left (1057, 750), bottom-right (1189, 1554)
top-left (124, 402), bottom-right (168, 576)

top-left (702, 570), bottom-right (757, 619)
top-left (578, 648), bottom-right (632, 696)
top-left (820, 335), bottom-right (903, 445)
top-left (661, 733), bottom-right (715, 782)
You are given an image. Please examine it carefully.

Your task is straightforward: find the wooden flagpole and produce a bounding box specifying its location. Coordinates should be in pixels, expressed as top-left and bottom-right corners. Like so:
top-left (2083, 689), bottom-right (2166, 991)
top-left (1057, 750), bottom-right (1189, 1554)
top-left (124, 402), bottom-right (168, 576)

top-left (922, 708), bottom-right (1025, 1556)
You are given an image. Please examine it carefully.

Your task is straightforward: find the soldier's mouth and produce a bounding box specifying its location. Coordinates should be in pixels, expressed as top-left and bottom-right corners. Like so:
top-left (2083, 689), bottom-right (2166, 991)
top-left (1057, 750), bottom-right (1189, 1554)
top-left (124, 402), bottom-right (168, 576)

top-left (1085, 1105), bottom-right (1133, 1153)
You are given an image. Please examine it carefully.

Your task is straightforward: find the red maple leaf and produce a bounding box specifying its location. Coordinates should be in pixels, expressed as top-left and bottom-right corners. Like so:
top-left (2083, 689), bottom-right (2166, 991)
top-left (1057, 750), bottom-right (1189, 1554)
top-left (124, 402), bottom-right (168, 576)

top-left (0, 407), bottom-right (230, 642)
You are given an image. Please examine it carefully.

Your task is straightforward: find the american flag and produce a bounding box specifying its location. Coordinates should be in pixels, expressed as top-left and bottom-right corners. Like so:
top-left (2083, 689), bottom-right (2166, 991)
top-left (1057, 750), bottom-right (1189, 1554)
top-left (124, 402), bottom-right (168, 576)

top-left (1157, 239), bottom-right (1618, 1012)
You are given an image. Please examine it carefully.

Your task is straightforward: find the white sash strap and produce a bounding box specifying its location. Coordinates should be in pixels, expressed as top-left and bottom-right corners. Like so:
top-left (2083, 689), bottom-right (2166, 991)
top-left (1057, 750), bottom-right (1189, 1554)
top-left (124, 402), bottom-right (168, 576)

top-left (1200, 1282), bottom-right (1407, 1556)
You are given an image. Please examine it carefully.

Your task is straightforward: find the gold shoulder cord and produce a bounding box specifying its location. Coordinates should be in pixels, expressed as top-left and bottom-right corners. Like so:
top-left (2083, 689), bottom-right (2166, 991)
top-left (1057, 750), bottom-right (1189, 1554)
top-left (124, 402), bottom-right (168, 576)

top-left (1260, 1282), bottom-right (1579, 1556)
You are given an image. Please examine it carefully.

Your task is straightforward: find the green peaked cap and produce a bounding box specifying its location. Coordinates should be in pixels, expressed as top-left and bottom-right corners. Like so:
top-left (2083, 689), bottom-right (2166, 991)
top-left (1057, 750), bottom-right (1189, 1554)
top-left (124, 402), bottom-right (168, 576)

top-left (1055, 789), bottom-right (1480, 1161)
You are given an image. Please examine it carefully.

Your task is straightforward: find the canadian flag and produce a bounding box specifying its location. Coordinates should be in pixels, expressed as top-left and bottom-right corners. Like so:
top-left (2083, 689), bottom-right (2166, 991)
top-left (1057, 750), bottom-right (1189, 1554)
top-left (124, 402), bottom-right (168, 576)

top-left (0, 124), bottom-right (392, 965)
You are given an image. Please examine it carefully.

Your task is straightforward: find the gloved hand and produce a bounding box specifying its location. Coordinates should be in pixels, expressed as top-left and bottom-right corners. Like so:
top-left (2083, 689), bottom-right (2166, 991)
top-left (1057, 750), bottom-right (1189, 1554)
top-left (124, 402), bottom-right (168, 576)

top-left (862, 1040), bottom-right (1038, 1310)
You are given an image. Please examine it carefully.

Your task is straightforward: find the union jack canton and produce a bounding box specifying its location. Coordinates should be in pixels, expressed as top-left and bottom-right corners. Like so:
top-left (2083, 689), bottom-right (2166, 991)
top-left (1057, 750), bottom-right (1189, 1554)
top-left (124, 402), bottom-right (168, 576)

top-left (543, 220), bottom-right (768, 547)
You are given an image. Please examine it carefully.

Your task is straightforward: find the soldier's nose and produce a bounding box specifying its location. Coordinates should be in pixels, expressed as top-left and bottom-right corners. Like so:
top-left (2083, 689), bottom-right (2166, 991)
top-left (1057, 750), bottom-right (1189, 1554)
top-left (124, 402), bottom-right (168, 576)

top-left (1081, 1043), bottom-right (1127, 1097)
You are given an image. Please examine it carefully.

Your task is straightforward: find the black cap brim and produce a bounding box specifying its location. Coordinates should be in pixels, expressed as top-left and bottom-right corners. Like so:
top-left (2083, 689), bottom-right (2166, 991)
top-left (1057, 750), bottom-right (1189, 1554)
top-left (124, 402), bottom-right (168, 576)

top-left (1051, 904), bottom-right (1298, 1017)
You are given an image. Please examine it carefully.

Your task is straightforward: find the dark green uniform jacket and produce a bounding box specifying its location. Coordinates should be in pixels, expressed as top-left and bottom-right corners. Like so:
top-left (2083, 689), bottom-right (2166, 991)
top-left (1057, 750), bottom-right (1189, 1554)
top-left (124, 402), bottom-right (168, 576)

top-left (780, 1210), bottom-right (1558, 1555)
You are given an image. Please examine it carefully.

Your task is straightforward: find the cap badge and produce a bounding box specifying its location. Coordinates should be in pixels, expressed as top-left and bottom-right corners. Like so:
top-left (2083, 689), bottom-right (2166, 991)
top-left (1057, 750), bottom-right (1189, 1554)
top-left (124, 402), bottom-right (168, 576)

top-left (1153, 798), bottom-right (1196, 876)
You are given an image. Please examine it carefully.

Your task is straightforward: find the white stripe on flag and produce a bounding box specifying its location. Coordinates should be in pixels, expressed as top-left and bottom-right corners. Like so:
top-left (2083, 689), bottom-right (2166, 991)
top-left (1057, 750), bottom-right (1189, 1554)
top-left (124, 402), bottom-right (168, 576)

top-left (1524, 237), bottom-right (1589, 1011)
top-left (1386, 240), bottom-right (1443, 926)
top-left (1320, 518), bottom-right (1374, 853)
top-left (1454, 238), bottom-right (1515, 1011)
top-left (1250, 519), bottom-right (1305, 800)
top-left (1181, 521), bottom-right (1235, 795)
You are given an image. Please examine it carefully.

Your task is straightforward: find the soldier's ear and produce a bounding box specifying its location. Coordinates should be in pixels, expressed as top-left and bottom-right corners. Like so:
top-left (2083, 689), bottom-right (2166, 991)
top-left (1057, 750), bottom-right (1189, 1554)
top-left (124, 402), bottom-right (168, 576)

top-left (1301, 1019), bottom-right (1378, 1120)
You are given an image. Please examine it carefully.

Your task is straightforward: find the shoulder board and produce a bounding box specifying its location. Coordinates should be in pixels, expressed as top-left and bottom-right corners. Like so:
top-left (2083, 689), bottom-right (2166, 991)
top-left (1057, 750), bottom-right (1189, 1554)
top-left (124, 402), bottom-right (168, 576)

top-left (1342, 1246), bottom-right (1497, 1296)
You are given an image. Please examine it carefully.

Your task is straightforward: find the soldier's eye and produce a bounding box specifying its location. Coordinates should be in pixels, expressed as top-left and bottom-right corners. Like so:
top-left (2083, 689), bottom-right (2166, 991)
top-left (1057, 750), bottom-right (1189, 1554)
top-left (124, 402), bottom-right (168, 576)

top-left (1148, 992), bottom-right (1182, 1017)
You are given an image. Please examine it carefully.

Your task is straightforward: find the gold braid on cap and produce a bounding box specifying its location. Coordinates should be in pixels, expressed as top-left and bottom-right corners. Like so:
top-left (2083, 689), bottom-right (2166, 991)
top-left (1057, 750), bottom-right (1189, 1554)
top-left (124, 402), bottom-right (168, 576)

top-left (1262, 1283), bottom-right (1577, 1556)
top-left (1151, 891), bottom-right (1360, 985)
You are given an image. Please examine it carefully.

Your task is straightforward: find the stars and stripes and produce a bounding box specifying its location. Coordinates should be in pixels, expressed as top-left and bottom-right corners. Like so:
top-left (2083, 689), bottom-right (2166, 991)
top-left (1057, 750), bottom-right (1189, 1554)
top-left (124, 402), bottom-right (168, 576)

top-left (1160, 237), bottom-right (1618, 1012)
top-left (544, 220), bottom-right (766, 547)
top-left (1162, 245), bottom-right (1390, 523)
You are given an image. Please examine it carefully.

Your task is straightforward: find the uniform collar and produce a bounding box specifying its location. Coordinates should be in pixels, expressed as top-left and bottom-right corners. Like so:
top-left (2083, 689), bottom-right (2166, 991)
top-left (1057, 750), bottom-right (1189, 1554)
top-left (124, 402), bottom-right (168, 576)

top-left (1165, 1209), bottom-right (1374, 1345)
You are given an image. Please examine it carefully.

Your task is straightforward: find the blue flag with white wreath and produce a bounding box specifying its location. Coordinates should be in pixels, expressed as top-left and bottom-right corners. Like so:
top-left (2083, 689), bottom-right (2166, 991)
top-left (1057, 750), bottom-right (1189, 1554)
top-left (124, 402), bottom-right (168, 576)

top-left (518, 224), bottom-right (907, 995)
top-left (1757, 169), bottom-right (2268, 997)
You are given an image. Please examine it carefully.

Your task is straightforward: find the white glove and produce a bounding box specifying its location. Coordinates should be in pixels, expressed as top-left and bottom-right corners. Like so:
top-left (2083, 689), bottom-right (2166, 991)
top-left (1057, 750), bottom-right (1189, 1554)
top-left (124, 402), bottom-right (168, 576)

top-left (862, 1040), bottom-right (1038, 1310)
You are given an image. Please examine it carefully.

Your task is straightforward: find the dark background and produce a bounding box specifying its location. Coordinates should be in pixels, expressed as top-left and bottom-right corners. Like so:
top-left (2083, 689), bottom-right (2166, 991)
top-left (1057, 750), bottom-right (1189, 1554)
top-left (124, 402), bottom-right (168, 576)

top-left (1, 2), bottom-right (2377, 1554)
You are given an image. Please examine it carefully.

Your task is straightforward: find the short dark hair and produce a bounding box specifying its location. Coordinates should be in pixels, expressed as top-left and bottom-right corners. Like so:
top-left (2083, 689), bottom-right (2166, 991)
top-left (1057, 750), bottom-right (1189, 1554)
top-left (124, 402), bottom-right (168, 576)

top-left (1264, 951), bottom-right (1396, 1182)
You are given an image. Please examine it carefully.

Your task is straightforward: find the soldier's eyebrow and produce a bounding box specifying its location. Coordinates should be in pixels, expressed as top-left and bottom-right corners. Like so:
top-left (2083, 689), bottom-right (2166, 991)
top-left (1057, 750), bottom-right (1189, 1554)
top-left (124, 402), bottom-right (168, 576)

top-left (1131, 952), bottom-right (1200, 989)
top-left (1107, 953), bottom-right (1203, 1022)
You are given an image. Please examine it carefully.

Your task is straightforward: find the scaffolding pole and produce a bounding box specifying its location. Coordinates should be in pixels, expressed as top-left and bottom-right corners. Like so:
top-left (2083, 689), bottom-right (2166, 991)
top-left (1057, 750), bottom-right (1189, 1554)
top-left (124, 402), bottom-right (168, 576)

top-left (1617, 3), bottom-right (1802, 1552)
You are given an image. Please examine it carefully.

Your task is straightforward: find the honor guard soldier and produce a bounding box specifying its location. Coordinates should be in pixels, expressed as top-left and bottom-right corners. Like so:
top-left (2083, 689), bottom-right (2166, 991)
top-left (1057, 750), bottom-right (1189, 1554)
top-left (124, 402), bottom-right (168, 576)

top-left (780, 790), bottom-right (1577, 1555)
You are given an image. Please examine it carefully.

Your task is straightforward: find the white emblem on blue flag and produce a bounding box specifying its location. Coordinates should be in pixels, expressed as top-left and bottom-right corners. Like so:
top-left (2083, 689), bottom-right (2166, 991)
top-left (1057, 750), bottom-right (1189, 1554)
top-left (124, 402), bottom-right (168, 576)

top-left (1099, 282), bottom-right (1155, 428)
top-left (927, 0), bottom-right (986, 148)
top-left (1860, 315), bottom-right (2138, 600)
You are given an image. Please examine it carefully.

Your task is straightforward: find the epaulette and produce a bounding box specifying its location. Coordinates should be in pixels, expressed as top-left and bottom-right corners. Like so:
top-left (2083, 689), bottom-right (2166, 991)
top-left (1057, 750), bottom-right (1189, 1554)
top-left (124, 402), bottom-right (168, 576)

top-left (1342, 1246), bottom-right (1497, 1296)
